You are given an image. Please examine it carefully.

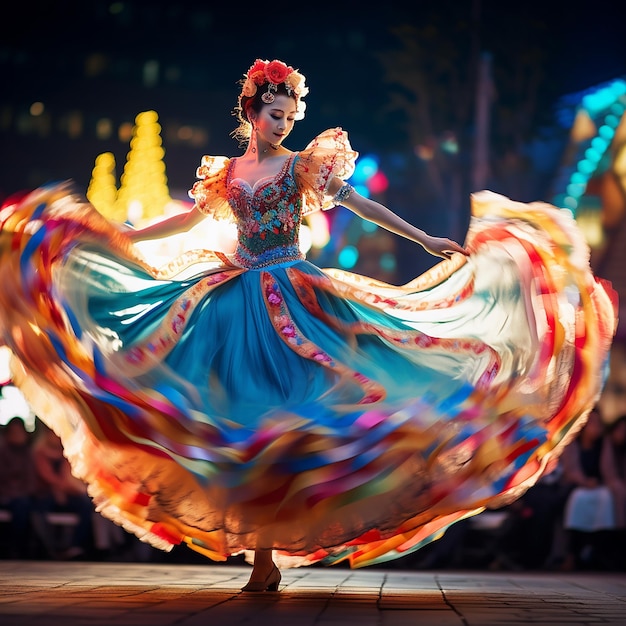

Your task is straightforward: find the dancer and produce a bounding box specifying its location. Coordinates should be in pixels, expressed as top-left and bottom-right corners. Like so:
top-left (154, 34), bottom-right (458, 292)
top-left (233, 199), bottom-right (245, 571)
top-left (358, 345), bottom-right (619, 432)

top-left (0, 58), bottom-right (617, 591)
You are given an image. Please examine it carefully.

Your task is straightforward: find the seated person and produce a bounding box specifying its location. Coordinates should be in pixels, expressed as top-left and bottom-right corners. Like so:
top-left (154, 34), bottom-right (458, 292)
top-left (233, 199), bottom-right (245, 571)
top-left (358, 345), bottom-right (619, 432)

top-left (32, 422), bottom-right (95, 559)
top-left (0, 417), bottom-right (37, 558)
top-left (560, 409), bottom-right (615, 569)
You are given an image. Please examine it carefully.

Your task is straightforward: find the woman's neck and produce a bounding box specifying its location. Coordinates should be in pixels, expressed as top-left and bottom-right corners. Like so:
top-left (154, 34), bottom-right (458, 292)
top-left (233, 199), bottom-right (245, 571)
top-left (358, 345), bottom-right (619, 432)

top-left (252, 143), bottom-right (279, 155)
top-left (247, 130), bottom-right (283, 157)
top-left (244, 142), bottom-right (286, 161)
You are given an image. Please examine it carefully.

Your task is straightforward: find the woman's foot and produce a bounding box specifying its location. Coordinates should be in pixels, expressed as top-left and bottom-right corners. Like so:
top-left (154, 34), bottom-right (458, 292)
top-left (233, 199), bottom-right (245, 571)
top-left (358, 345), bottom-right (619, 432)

top-left (241, 564), bottom-right (281, 592)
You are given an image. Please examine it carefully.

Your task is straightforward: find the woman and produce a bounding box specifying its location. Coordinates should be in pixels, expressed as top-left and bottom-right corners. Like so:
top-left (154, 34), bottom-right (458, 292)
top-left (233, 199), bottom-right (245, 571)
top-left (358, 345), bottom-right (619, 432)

top-left (0, 58), bottom-right (617, 591)
top-left (560, 409), bottom-right (616, 569)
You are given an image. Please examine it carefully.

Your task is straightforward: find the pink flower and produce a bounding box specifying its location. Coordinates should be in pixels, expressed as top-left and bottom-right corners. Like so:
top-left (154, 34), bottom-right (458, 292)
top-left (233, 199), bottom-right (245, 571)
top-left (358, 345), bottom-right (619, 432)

top-left (415, 334), bottom-right (433, 348)
top-left (360, 394), bottom-right (382, 404)
top-left (172, 313), bottom-right (185, 333)
top-left (242, 78), bottom-right (257, 97)
top-left (267, 292), bottom-right (282, 305)
top-left (284, 71), bottom-right (309, 97)
top-left (281, 325), bottom-right (296, 337)
top-left (126, 348), bottom-right (144, 364)
top-left (240, 59), bottom-right (308, 119)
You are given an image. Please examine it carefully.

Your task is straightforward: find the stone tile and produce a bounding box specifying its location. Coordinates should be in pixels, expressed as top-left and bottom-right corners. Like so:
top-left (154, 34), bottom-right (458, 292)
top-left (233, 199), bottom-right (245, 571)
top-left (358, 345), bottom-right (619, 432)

top-left (1, 561), bottom-right (625, 626)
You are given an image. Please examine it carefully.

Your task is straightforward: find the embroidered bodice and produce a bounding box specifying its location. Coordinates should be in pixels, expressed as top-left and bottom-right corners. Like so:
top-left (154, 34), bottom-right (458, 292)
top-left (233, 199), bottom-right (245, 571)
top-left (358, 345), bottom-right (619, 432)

top-left (188, 128), bottom-right (359, 269)
top-left (228, 155), bottom-right (304, 269)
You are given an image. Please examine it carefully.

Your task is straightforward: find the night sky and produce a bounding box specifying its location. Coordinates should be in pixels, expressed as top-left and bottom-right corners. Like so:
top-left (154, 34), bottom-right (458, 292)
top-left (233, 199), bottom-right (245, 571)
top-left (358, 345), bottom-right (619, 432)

top-left (4, 1), bottom-right (623, 89)
top-left (1, 0), bottom-right (624, 195)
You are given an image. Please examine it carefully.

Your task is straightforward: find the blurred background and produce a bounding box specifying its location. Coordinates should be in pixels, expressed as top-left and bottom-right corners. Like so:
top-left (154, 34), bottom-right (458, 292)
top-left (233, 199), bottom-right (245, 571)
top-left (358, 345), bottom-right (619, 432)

top-left (1, 0), bottom-right (626, 411)
top-left (1, 2), bottom-right (624, 262)
top-left (2, 0), bottom-right (626, 569)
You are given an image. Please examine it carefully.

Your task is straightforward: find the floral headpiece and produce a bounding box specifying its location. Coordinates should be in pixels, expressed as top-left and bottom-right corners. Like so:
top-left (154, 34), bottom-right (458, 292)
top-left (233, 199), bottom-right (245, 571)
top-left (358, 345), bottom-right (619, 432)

top-left (241, 59), bottom-right (309, 120)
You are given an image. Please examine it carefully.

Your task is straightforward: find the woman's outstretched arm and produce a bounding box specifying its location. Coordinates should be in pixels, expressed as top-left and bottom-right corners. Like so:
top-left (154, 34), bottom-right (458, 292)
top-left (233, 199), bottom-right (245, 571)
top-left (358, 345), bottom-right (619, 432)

top-left (330, 180), bottom-right (469, 260)
top-left (126, 205), bottom-right (207, 242)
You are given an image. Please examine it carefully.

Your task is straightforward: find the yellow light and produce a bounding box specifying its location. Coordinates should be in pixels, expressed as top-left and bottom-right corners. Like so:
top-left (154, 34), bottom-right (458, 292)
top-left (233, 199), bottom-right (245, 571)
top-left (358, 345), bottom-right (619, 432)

top-left (29, 102), bottom-right (44, 116)
top-left (299, 225), bottom-right (312, 254)
top-left (96, 118), bottom-right (113, 140)
top-left (614, 144), bottom-right (626, 176)
top-left (305, 210), bottom-right (330, 248)
top-left (0, 346), bottom-right (12, 383)
top-left (133, 209), bottom-right (238, 266)
top-left (127, 200), bottom-right (144, 223)
top-left (177, 126), bottom-right (193, 141)
top-left (118, 122), bottom-right (133, 142)
top-left (576, 210), bottom-right (604, 247)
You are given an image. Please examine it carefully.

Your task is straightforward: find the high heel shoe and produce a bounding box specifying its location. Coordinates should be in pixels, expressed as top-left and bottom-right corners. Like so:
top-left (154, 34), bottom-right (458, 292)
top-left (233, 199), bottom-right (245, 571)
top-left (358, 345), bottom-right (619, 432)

top-left (240, 565), bottom-right (282, 592)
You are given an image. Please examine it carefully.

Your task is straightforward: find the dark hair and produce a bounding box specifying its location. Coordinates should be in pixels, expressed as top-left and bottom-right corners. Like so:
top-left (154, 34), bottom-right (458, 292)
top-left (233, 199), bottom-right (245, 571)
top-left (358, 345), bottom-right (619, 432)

top-left (231, 81), bottom-right (297, 146)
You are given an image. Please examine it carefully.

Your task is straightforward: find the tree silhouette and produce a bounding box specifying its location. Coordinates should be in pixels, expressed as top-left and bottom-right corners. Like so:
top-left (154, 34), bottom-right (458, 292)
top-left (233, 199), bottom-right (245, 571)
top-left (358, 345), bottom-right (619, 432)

top-left (376, 0), bottom-right (561, 233)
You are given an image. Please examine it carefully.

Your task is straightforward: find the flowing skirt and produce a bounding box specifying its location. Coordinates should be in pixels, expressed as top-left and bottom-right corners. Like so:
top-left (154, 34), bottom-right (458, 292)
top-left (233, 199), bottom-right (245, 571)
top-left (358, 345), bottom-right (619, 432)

top-left (0, 182), bottom-right (617, 567)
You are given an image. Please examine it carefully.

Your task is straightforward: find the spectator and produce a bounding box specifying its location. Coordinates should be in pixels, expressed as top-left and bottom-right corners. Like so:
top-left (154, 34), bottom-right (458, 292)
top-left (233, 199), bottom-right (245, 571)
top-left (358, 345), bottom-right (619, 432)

top-left (0, 417), bottom-right (37, 558)
top-left (559, 408), bottom-right (615, 570)
top-left (32, 423), bottom-right (95, 559)
top-left (522, 459), bottom-right (572, 569)
top-left (487, 458), bottom-right (570, 571)
top-left (600, 414), bottom-right (626, 570)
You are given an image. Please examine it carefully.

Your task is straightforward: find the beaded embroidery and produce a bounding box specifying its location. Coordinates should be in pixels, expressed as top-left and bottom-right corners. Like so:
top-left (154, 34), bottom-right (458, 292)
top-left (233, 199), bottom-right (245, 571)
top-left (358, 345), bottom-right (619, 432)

top-left (235, 245), bottom-right (304, 269)
top-left (332, 183), bottom-right (354, 205)
top-left (227, 154), bottom-right (306, 269)
top-left (188, 129), bottom-right (359, 269)
top-left (189, 129), bottom-right (359, 223)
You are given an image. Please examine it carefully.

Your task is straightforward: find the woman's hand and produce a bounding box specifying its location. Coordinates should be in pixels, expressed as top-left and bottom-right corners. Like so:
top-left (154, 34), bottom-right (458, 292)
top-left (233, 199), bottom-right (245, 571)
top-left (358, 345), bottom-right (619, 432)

top-left (115, 222), bottom-right (139, 241)
top-left (421, 235), bottom-right (469, 259)
top-left (338, 188), bottom-right (469, 260)
top-left (124, 228), bottom-right (143, 243)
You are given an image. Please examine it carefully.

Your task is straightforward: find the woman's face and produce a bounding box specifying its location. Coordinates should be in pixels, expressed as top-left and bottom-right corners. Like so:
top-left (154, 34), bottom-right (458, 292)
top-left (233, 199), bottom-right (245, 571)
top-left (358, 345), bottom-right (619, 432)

top-left (254, 94), bottom-right (297, 146)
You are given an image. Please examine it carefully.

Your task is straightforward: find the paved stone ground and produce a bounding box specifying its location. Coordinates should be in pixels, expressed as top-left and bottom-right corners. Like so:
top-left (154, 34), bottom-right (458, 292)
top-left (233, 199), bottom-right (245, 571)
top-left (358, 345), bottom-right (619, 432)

top-left (1, 560), bottom-right (625, 625)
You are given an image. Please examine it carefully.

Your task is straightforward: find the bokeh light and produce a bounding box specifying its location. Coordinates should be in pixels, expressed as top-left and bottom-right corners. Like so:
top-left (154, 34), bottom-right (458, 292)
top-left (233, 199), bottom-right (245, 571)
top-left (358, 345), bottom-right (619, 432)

top-left (338, 245), bottom-right (359, 269)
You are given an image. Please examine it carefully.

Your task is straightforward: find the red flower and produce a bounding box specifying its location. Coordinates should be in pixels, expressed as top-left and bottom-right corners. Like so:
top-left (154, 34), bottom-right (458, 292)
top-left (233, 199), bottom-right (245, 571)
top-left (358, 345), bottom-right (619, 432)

top-left (265, 60), bottom-right (292, 85)
top-left (248, 59), bottom-right (268, 85)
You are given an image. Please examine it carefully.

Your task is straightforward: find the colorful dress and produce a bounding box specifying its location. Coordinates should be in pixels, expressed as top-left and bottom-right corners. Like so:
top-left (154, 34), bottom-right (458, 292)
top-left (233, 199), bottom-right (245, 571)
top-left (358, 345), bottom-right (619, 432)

top-left (0, 128), bottom-right (617, 568)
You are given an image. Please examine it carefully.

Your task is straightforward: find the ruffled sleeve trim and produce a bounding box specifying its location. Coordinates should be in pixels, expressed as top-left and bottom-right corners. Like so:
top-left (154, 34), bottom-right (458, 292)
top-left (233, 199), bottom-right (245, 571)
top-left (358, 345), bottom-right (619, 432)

top-left (294, 128), bottom-right (358, 216)
top-left (188, 155), bottom-right (234, 222)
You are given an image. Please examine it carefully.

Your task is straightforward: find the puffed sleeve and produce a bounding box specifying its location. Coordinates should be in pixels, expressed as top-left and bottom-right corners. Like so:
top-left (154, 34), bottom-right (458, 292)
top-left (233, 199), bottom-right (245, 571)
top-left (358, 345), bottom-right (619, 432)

top-left (187, 155), bottom-right (234, 222)
top-left (294, 128), bottom-right (358, 215)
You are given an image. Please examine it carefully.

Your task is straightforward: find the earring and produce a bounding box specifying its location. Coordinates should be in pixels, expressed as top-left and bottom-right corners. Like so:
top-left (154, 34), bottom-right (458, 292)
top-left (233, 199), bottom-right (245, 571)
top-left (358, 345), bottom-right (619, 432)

top-left (250, 124), bottom-right (257, 153)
